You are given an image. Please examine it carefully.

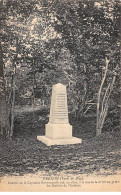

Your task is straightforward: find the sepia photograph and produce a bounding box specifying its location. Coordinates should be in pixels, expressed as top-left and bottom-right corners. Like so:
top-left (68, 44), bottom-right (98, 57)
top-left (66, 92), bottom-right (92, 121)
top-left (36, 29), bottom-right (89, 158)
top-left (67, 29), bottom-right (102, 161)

top-left (0, 0), bottom-right (121, 192)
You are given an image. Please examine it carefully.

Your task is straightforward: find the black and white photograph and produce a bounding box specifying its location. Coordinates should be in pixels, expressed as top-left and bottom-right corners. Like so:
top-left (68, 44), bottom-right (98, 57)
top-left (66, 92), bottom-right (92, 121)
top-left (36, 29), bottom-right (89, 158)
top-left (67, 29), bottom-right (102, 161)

top-left (0, 0), bottom-right (121, 192)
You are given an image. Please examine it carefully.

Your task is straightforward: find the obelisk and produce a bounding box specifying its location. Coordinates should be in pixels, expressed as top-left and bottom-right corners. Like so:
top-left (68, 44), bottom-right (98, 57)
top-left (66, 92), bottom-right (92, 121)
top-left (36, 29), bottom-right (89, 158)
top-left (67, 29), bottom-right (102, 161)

top-left (37, 83), bottom-right (82, 146)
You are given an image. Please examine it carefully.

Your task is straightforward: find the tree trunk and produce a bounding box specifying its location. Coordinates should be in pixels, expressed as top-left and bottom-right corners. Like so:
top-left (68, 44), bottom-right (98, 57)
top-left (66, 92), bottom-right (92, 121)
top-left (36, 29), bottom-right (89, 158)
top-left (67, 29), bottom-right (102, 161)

top-left (0, 42), bottom-right (10, 137)
top-left (9, 38), bottom-right (19, 137)
top-left (75, 64), bottom-right (88, 120)
top-left (32, 58), bottom-right (35, 127)
top-left (119, 6), bottom-right (121, 131)
top-left (96, 58), bottom-right (109, 135)
top-left (9, 74), bottom-right (15, 137)
top-left (32, 74), bottom-right (35, 127)
top-left (96, 58), bottom-right (117, 136)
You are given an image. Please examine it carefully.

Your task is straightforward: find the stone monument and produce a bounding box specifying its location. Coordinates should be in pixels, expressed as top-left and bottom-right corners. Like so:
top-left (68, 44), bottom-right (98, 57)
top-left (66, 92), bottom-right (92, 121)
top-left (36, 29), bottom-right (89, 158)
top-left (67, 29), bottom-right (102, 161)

top-left (37, 83), bottom-right (82, 146)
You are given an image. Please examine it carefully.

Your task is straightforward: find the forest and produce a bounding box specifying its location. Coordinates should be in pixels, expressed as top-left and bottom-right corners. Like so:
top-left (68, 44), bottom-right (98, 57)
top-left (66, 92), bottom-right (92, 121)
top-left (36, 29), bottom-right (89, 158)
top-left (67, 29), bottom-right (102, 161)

top-left (0, 0), bottom-right (121, 178)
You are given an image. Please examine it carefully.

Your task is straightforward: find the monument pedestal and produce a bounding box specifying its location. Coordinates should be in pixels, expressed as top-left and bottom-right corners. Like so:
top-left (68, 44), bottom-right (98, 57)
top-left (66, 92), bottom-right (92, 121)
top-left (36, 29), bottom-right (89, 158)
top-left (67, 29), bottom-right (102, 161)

top-left (45, 123), bottom-right (72, 139)
top-left (37, 136), bottom-right (82, 146)
top-left (37, 83), bottom-right (82, 146)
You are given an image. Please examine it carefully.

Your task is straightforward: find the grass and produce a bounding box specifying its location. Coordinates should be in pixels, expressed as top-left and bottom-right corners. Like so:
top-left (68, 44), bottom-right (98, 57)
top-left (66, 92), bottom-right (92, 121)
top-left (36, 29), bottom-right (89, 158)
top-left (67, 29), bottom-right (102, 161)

top-left (0, 108), bottom-right (121, 178)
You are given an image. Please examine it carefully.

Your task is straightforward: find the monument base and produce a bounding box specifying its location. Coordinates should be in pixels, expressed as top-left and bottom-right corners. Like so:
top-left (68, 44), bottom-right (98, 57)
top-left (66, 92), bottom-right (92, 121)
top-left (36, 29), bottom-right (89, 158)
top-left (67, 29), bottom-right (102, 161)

top-left (46, 123), bottom-right (72, 139)
top-left (37, 136), bottom-right (82, 146)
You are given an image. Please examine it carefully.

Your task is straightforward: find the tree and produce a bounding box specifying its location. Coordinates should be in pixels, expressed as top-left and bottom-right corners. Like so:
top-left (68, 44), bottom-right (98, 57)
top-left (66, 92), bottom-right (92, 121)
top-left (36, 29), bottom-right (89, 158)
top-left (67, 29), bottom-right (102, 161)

top-left (52, 0), bottom-right (120, 126)
top-left (96, 58), bottom-right (118, 135)
top-left (0, 0), bottom-right (10, 137)
top-left (0, 41), bottom-right (9, 137)
top-left (0, 0), bottom-right (36, 137)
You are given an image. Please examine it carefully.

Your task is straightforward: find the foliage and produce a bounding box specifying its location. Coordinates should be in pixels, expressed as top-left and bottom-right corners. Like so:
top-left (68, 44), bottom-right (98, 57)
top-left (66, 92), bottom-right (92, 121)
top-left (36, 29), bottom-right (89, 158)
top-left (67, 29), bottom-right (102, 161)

top-left (0, 0), bottom-right (120, 135)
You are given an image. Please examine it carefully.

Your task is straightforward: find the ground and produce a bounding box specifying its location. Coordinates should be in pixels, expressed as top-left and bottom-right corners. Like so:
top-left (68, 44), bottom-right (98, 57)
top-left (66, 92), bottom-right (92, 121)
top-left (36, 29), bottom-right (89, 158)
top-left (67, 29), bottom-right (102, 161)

top-left (0, 107), bottom-right (121, 178)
